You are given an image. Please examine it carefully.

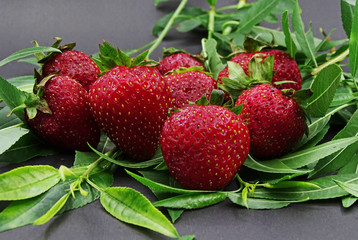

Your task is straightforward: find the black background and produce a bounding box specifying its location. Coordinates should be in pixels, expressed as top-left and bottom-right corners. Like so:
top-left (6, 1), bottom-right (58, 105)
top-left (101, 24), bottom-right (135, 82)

top-left (0, 0), bottom-right (356, 239)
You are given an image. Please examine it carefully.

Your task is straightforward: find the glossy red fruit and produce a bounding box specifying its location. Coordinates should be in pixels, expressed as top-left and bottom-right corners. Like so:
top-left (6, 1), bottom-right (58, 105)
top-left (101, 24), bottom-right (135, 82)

top-left (218, 49), bottom-right (302, 91)
top-left (161, 105), bottom-right (250, 190)
top-left (236, 84), bottom-right (306, 159)
top-left (88, 65), bottom-right (171, 161)
top-left (163, 70), bottom-right (217, 109)
top-left (42, 50), bottom-right (101, 90)
top-left (26, 75), bottom-right (100, 151)
top-left (158, 52), bottom-right (205, 75)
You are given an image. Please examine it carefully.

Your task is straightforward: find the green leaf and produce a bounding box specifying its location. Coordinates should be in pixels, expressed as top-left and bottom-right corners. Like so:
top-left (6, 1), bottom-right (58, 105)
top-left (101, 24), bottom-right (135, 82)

top-left (201, 38), bottom-right (224, 80)
top-left (266, 136), bottom-right (358, 169)
top-left (0, 106), bottom-right (21, 129)
top-left (0, 76), bottom-right (27, 122)
top-left (342, 195), bottom-right (358, 208)
top-left (339, 154), bottom-right (358, 174)
top-left (236, 0), bottom-right (280, 34)
top-left (349, 0), bottom-right (358, 78)
top-left (252, 174), bottom-right (358, 201)
top-left (153, 192), bottom-right (227, 209)
top-left (0, 180), bottom-right (70, 232)
top-left (309, 109), bottom-right (358, 178)
top-left (292, 0), bottom-right (317, 66)
top-left (127, 170), bottom-right (212, 194)
top-left (341, 0), bottom-right (355, 37)
top-left (0, 165), bottom-right (60, 201)
top-left (0, 46), bottom-right (61, 67)
top-left (177, 19), bottom-right (203, 32)
top-left (305, 64), bottom-right (342, 117)
top-left (281, 10), bottom-right (297, 58)
top-left (243, 155), bottom-right (311, 174)
top-left (33, 192), bottom-right (71, 225)
top-left (74, 151), bottom-right (99, 166)
top-left (334, 180), bottom-right (358, 198)
top-left (0, 132), bottom-right (58, 163)
top-left (228, 192), bottom-right (302, 209)
top-left (100, 187), bottom-right (179, 239)
top-left (0, 126), bottom-right (29, 155)
top-left (7, 75), bottom-right (35, 93)
top-left (89, 145), bottom-right (163, 168)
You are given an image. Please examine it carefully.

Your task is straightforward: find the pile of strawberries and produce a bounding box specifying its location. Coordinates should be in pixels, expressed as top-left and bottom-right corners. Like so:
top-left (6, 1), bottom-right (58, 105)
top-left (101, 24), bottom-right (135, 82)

top-left (24, 40), bottom-right (306, 191)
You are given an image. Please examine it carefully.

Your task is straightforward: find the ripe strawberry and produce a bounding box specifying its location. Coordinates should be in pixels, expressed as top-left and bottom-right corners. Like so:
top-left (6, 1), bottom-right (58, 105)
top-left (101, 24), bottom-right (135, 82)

top-left (88, 42), bottom-right (172, 161)
top-left (25, 75), bottom-right (100, 151)
top-left (163, 69), bottom-right (217, 109)
top-left (158, 51), bottom-right (205, 75)
top-left (41, 50), bottom-right (101, 90)
top-left (236, 84), bottom-right (306, 159)
top-left (218, 49), bottom-right (302, 91)
top-left (160, 105), bottom-right (250, 190)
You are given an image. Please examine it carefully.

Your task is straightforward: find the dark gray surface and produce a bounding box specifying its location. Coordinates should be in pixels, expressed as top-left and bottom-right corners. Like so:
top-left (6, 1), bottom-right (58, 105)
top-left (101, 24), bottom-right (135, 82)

top-left (0, 0), bottom-right (355, 239)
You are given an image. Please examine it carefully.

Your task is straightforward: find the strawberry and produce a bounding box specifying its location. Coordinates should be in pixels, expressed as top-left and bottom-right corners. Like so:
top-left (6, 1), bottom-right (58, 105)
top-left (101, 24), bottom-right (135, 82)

top-left (88, 42), bottom-right (172, 161)
top-left (41, 50), bottom-right (100, 90)
top-left (36, 38), bottom-right (100, 90)
top-left (218, 49), bottom-right (302, 91)
top-left (158, 49), bottom-right (205, 75)
top-left (235, 84), bottom-right (306, 159)
top-left (25, 75), bottom-right (100, 151)
top-left (163, 68), bottom-right (217, 109)
top-left (160, 104), bottom-right (250, 190)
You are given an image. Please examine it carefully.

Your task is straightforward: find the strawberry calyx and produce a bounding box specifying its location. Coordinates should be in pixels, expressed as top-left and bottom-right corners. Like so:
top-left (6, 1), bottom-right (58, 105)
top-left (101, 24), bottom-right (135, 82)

top-left (33, 37), bottom-right (75, 65)
top-left (98, 41), bottom-right (157, 73)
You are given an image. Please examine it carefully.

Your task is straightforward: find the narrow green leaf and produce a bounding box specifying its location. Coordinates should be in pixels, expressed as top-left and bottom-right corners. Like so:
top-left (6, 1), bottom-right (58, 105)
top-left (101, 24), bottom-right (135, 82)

top-left (0, 180), bottom-right (70, 232)
top-left (342, 195), bottom-right (358, 208)
top-left (0, 165), bottom-right (60, 200)
top-left (305, 64), bottom-right (342, 117)
top-left (243, 155), bottom-right (310, 174)
top-left (0, 46), bottom-right (61, 67)
top-left (281, 10), bottom-right (297, 58)
top-left (339, 154), bottom-right (358, 174)
top-left (236, 0), bottom-right (280, 34)
top-left (267, 136), bottom-right (358, 169)
top-left (33, 192), bottom-right (71, 225)
top-left (0, 126), bottom-right (29, 155)
top-left (252, 174), bottom-right (358, 201)
top-left (0, 106), bottom-right (21, 129)
top-left (292, 0), bottom-right (317, 66)
top-left (100, 187), bottom-right (179, 239)
top-left (127, 170), bottom-right (214, 194)
top-left (153, 192), bottom-right (227, 209)
top-left (341, 0), bottom-right (355, 37)
top-left (177, 19), bottom-right (203, 32)
top-left (334, 180), bottom-right (358, 198)
top-left (309, 109), bottom-right (358, 178)
top-left (228, 192), bottom-right (301, 209)
top-left (74, 151), bottom-right (99, 166)
top-left (349, 0), bottom-right (358, 78)
top-left (7, 75), bottom-right (35, 93)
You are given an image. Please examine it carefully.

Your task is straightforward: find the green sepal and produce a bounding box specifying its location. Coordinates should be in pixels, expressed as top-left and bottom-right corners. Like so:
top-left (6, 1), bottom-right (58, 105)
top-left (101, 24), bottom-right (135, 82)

top-left (209, 89), bottom-right (225, 106)
top-left (291, 88), bottom-right (314, 106)
top-left (36, 38), bottom-right (75, 64)
top-left (243, 36), bottom-right (278, 53)
top-left (194, 94), bottom-right (209, 106)
top-left (248, 54), bottom-right (275, 82)
top-left (231, 104), bottom-right (243, 115)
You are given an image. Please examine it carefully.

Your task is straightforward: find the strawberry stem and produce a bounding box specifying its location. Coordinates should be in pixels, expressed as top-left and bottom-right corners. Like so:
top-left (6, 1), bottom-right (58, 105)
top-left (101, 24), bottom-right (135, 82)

top-left (146, 0), bottom-right (188, 59)
top-left (311, 48), bottom-right (349, 75)
top-left (208, 6), bottom-right (216, 39)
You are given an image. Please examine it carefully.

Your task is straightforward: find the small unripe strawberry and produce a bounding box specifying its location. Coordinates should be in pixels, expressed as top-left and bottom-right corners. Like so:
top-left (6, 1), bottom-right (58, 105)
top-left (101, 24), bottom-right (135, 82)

top-left (161, 105), bottom-right (250, 190)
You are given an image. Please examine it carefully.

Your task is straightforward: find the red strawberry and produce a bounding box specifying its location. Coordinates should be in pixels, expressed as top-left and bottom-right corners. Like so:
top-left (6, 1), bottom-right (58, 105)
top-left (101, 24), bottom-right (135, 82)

top-left (158, 52), bottom-right (205, 75)
top-left (163, 69), bottom-right (217, 109)
top-left (42, 50), bottom-right (101, 90)
top-left (25, 75), bottom-right (100, 151)
top-left (88, 43), bottom-right (172, 161)
top-left (160, 105), bottom-right (250, 190)
top-left (218, 49), bottom-right (302, 91)
top-left (236, 84), bottom-right (306, 159)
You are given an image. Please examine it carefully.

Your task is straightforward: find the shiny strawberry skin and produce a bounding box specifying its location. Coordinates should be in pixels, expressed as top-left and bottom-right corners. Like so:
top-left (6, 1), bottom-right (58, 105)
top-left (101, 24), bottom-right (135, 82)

top-left (218, 50), bottom-right (302, 91)
top-left (161, 105), bottom-right (250, 190)
top-left (42, 50), bottom-right (100, 90)
top-left (236, 84), bottom-right (306, 159)
top-left (88, 65), bottom-right (171, 161)
top-left (26, 75), bottom-right (100, 151)
top-left (163, 70), bottom-right (217, 109)
top-left (158, 52), bottom-right (205, 75)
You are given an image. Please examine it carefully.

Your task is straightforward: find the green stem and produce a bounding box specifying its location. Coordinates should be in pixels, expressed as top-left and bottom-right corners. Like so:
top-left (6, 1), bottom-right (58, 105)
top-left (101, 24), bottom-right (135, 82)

top-left (311, 48), bottom-right (349, 75)
top-left (208, 6), bottom-right (216, 39)
top-left (86, 178), bottom-right (105, 192)
top-left (82, 147), bottom-right (117, 178)
top-left (146, 0), bottom-right (188, 59)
